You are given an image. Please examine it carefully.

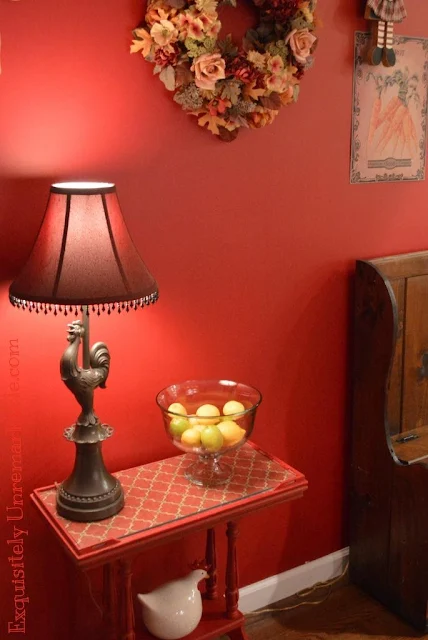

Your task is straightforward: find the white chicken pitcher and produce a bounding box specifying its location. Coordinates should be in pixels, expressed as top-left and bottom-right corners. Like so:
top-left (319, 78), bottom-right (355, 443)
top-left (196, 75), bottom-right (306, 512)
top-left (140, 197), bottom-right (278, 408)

top-left (137, 569), bottom-right (208, 640)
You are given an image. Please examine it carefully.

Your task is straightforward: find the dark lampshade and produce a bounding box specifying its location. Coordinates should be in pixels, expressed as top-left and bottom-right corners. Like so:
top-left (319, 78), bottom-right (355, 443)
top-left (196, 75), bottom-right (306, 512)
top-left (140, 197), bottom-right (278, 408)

top-left (9, 182), bottom-right (158, 314)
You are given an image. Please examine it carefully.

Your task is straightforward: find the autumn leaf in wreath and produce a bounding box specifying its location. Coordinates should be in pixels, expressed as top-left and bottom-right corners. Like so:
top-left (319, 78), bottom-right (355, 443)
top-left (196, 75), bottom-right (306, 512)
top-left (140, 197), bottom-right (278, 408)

top-left (197, 112), bottom-right (228, 134)
top-left (131, 0), bottom-right (319, 140)
top-left (242, 80), bottom-right (265, 101)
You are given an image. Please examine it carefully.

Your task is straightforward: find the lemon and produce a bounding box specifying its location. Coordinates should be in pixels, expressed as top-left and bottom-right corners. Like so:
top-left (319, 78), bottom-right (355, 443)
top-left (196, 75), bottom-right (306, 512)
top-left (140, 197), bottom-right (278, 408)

top-left (196, 404), bottom-right (220, 425)
top-left (168, 402), bottom-right (187, 416)
top-left (169, 417), bottom-right (191, 438)
top-left (190, 423), bottom-right (206, 433)
top-left (223, 400), bottom-right (245, 416)
top-left (218, 421), bottom-right (246, 447)
top-left (181, 428), bottom-right (202, 447)
top-left (201, 425), bottom-right (224, 452)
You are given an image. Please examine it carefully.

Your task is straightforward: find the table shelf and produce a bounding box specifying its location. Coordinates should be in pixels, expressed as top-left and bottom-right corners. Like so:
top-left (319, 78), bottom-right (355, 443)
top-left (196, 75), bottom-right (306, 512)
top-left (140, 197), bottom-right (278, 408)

top-left (135, 598), bottom-right (245, 640)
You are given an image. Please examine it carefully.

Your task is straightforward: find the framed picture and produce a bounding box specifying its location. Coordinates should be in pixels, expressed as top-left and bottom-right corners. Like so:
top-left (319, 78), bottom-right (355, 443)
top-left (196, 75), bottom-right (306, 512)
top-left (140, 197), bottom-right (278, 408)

top-left (351, 32), bottom-right (428, 184)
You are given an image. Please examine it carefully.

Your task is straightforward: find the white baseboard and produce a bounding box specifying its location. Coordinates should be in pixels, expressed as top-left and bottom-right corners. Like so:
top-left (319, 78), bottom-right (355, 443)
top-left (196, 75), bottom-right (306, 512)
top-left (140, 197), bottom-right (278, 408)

top-left (239, 547), bottom-right (349, 613)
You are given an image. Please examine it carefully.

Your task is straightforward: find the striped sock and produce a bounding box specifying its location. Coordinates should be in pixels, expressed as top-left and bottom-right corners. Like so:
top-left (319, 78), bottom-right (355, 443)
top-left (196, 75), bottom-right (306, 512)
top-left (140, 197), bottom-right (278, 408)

top-left (377, 21), bottom-right (386, 48)
top-left (385, 22), bottom-right (394, 49)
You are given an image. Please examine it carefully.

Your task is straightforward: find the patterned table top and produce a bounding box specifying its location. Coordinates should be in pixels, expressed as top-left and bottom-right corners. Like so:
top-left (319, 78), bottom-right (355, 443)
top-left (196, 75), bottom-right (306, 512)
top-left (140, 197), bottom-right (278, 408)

top-left (32, 443), bottom-right (306, 565)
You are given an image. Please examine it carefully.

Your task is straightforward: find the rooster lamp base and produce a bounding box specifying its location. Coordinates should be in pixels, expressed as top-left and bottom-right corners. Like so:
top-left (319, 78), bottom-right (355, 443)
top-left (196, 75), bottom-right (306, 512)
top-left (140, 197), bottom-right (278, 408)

top-left (56, 310), bottom-right (124, 522)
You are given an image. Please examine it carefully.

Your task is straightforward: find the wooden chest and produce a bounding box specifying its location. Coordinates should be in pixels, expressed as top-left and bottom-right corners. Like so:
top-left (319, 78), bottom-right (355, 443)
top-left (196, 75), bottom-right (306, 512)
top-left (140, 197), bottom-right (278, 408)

top-left (350, 250), bottom-right (428, 631)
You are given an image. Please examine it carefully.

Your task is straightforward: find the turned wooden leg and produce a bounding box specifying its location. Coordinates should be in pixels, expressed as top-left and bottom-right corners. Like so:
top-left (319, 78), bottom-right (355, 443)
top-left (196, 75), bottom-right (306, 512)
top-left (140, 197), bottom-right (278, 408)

top-left (205, 527), bottom-right (218, 599)
top-left (226, 521), bottom-right (240, 619)
top-left (119, 559), bottom-right (135, 640)
top-left (103, 563), bottom-right (119, 640)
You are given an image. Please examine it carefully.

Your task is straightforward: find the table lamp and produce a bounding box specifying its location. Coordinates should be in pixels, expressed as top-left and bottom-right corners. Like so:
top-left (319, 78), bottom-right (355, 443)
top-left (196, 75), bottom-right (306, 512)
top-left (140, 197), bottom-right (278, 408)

top-left (9, 182), bottom-right (158, 522)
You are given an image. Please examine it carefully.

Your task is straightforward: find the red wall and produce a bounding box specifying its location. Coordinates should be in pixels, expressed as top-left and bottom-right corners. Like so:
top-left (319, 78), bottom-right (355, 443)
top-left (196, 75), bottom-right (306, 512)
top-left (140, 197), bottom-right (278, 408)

top-left (0, 0), bottom-right (427, 638)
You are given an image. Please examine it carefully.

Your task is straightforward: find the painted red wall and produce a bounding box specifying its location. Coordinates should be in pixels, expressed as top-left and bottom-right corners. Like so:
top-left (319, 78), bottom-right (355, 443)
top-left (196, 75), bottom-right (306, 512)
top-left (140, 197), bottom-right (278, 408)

top-left (0, 0), bottom-right (427, 638)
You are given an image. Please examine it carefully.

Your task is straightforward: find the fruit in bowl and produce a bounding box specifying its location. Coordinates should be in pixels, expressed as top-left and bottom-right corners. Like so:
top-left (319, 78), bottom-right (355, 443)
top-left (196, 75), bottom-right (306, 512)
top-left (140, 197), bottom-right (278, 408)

top-left (165, 397), bottom-right (252, 454)
top-left (156, 380), bottom-right (262, 486)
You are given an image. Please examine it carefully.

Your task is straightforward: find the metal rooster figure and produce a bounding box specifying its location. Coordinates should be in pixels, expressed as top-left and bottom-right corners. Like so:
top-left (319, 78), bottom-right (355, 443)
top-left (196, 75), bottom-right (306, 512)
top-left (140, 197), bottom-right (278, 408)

top-left (365, 0), bottom-right (407, 68)
top-left (56, 316), bottom-right (124, 522)
top-left (60, 320), bottom-right (110, 427)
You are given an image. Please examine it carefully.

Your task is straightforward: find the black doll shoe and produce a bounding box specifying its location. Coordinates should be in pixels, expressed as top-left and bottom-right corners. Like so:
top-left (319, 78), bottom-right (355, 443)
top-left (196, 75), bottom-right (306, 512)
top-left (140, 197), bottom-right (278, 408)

top-left (368, 46), bottom-right (383, 66)
top-left (383, 47), bottom-right (396, 67)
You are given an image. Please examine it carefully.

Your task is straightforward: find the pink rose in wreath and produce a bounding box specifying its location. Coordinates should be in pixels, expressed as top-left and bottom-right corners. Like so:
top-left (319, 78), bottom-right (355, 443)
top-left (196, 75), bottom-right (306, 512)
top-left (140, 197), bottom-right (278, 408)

top-left (285, 28), bottom-right (316, 64)
top-left (192, 53), bottom-right (226, 90)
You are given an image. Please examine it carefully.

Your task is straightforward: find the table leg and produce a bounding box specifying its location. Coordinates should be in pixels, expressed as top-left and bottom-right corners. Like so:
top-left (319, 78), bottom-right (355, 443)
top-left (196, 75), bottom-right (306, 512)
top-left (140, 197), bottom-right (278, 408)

top-left (225, 521), bottom-right (240, 620)
top-left (205, 527), bottom-right (218, 599)
top-left (119, 559), bottom-right (135, 640)
top-left (103, 563), bottom-right (119, 640)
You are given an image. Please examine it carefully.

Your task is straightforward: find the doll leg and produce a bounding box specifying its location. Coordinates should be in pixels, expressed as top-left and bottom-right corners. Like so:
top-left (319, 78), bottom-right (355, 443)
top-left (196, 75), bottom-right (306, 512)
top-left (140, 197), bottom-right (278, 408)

top-left (383, 22), bottom-right (396, 67)
top-left (367, 20), bottom-right (385, 66)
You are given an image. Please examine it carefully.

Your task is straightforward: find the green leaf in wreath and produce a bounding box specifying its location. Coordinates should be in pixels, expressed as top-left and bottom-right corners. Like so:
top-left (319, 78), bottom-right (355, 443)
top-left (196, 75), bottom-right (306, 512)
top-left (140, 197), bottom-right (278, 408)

top-left (243, 30), bottom-right (263, 53)
top-left (185, 37), bottom-right (216, 58)
top-left (159, 65), bottom-right (176, 91)
top-left (292, 17), bottom-right (311, 30)
top-left (266, 40), bottom-right (289, 63)
top-left (218, 34), bottom-right (239, 59)
top-left (184, 38), bottom-right (202, 58)
top-left (246, 29), bottom-right (260, 44)
top-left (203, 37), bottom-right (217, 53)
top-left (221, 80), bottom-right (242, 104)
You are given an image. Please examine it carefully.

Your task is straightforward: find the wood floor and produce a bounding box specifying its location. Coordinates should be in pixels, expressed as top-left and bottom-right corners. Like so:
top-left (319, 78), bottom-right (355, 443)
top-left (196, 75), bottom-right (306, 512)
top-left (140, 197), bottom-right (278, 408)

top-left (244, 584), bottom-right (426, 640)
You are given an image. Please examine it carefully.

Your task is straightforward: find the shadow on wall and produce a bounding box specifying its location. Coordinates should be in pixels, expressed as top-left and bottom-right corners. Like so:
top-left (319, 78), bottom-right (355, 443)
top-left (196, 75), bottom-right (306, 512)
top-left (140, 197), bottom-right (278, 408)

top-left (0, 177), bottom-right (54, 281)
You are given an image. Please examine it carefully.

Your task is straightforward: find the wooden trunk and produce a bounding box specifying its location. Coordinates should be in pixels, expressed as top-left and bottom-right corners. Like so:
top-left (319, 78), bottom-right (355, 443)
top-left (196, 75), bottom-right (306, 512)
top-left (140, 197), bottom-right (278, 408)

top-left (350, 251), bottom-right (428, 632)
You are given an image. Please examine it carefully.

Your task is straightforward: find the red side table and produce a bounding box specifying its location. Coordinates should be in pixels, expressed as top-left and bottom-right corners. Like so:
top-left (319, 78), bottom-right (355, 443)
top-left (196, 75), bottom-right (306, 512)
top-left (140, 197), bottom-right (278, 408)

top-left (31, 442), bottom-right (307, 640)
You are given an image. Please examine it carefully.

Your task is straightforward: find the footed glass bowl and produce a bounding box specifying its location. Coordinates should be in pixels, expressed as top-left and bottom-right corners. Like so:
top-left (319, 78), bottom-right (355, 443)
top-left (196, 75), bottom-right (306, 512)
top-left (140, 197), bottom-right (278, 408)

top-left (156, 380), bottom-right (262, 487)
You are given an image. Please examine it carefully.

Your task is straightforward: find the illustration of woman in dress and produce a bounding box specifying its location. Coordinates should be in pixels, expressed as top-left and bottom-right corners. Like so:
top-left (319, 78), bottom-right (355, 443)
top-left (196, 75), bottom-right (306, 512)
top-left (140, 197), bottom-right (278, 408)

top-left (365, 0), bottom-right (407, 67)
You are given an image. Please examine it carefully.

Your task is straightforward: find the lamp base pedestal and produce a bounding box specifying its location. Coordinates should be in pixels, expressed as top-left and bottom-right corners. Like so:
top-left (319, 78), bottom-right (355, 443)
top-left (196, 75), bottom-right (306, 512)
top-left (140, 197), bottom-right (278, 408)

top-left (56, 425), bottom-right (125, 522)
top-left (57, 479), bottom-right (124, 522)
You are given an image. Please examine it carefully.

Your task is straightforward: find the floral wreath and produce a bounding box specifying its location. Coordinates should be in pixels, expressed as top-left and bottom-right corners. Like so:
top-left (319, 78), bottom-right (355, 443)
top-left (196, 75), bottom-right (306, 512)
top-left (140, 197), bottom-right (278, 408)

top-left (131, 0), bottom-right (318, 140)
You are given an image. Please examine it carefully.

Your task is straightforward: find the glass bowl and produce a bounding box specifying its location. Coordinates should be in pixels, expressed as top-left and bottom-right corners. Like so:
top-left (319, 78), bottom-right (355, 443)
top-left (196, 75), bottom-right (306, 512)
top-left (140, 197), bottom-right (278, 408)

top-left (156, 379), bottom-right (262, 487)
